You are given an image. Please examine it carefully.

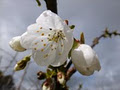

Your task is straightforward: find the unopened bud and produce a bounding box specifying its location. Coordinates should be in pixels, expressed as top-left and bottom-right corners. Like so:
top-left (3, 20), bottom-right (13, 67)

top-left (14, 55), bottom-right (31, 71)
top-left (57, 72), bottom-right (66, 85)
top-left (42, 78), bottom-right (55, 90)
top-left (9, 36), bottom-right (26, 52)
top-left (37, 71), bottom-right (46, 80)
top-left (71, 44), bottom-right (101, 76)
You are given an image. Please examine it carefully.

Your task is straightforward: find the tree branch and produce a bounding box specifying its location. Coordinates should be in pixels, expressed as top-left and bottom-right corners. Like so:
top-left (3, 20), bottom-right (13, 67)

top-left (3, 52), bottom-right (18, 73)
top-left (44, 0), bottom-right (58, 14)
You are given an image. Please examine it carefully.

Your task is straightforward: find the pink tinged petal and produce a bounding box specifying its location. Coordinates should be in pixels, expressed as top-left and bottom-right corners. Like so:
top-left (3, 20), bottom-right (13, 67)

top-left (71, 44), bottom-right (101, 76)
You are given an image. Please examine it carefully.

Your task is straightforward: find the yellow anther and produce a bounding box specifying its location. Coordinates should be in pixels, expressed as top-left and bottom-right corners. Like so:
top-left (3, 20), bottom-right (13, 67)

top-left (59, 53), bottom-right (62, 55)
top-left (40, 27), bottom-right (42, 29)
top-left (34, 48), bottom-right (37, 50)
top-left (43, 44), bottom-right (46, 46)
top-left (41, 49), bottom-right (44, 52)
top-left (61, 45), bottom-right (63, 47)
top-left (41, 33), bottom-right (44, 36)
top-left (44, 54), bottom-right (48, 58)
top-left (36, 30), bottom-right (40, 32)
top-left (35, 43), bottom-right (38, 45)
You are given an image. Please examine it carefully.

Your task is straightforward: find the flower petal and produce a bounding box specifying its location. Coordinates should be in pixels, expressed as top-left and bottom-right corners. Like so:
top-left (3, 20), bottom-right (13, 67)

top-left (51, 37), bottom-right (73, 66)
top-left (20, 26), bottom-right (50, 50)
top-left (71, 44), bottom-right (101, 76)
top-left (32, 43), bottom-right (56, 66)
top-left (36, 10), bottom-right (65, 30)
top-left (9, 36), bottom-right (26, 52)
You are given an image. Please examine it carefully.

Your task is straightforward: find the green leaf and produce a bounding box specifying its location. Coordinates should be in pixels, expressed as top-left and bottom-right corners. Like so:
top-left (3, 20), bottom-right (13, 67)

top-left (72, 39), bottom-right (80, 49)
top-left (46, 69), bottom-right (57, 78)
top-left (80, 32), bottom-right (85, 44)
top-left (69, 25), bottom-right (75, 29)
top-left (36, 0), bottom-right (41, 6)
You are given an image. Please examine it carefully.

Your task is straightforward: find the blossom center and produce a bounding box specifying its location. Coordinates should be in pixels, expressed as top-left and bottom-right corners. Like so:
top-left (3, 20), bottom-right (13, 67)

top-left (48, 29), bottom-right (65, 43)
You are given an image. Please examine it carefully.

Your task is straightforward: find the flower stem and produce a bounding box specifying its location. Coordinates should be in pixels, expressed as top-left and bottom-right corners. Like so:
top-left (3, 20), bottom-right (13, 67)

top-left (44, 0), bottom-right (58, 14)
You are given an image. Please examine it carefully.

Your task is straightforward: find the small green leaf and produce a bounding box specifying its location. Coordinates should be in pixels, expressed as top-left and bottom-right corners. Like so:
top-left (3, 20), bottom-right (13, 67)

top-left (46, 69), bottom-right (57, 78)
top-left (36, 0), bottom-right (41, 6)
top-left (80, 32), bottom-right (85, 44)
top-left (14, 55), bottom-right (31, 71)
top-left (69, 25), bottom-right (75, 29)
top-left (72, 39), bottom-right (80, 49)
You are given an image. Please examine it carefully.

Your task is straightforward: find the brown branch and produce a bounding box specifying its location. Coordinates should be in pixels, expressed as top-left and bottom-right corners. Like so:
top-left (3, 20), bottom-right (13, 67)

top-left (0, 48), bottom-right (14, 58)
top-left (3, 52), bottom-right (18, 73)
top-left (44, 0), bottom-right (58, 14)
top-left (91, 34), bottom-right (104, 48)
top-left (91, 29), bottom-right (120, 48)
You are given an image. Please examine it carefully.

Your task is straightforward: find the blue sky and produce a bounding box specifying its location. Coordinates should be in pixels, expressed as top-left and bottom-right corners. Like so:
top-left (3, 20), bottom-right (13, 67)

top-left (0, 0), bottom-right (120, 90)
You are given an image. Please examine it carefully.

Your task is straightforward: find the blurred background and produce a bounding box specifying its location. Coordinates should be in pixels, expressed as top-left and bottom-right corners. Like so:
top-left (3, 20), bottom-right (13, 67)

top-left (0, 0), bottom-right (120, 90)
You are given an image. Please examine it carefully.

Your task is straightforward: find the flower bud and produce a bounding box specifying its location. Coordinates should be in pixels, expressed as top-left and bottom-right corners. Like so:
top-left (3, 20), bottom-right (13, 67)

top-left (37, 71), bottom-right (46, 80)
top-left (14, 55), bottom-right (31, 71)
top-left (71, 44), bottom-right (101, 76)
top-left (9, 36), bottom-right (26, 52)
top-left (57, 72), bottom-right (66, 85)
top-left (42, 78), bottom-right (55, 90)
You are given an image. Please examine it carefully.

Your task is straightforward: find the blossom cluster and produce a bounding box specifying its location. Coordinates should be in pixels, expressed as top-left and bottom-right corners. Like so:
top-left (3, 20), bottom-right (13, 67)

top-left (9, 10), bottom-right (101, 76)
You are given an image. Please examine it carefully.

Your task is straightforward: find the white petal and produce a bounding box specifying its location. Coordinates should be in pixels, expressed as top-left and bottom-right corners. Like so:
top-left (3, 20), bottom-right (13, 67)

top-left (71, 44), bottom-right (101, 76)
top-left (27, 23), bottom-right (50, 34)
top-left (20, 28), bottom-right (50, 50)
top-left (32, 42), bottom-right (56, 66)
top-left (51, 38), bottom-right (73, 66)
top-left (50, 22), bottom-right (73, 66)
top-left (36, 10), bottom-right (65, 30)
top-left (9, 36), bottom-right (26, 52)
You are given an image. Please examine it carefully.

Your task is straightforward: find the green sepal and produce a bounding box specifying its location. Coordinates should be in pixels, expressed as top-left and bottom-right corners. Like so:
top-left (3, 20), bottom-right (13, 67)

top-left (36, 0), bottom-right (41, 6)
top-left (46, 69), bottom-right (56, 78)
top-left (14, 55), bottom-right (31, 71)
top-left (69, 25), bottom-right (75, 29)
top-left (72, 39), bottom-right (80, 50)
top-left (80, 32), bottom-right (85, 44)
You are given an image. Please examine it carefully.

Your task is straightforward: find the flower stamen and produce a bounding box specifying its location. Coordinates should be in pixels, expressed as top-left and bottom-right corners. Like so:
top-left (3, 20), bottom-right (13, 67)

top-left (44, 54), bottom-right (48, 58)
top-left (40, 27), bottom-right (42, 29)
top-left (47, 30), bottom-right (65, 43)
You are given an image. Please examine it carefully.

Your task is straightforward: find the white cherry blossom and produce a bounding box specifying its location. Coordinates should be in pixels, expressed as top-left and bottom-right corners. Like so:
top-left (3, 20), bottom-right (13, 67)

top-left (9, 10), bottom-right (73, 67)
top-left (71, 44), bottom-right (101, 76)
